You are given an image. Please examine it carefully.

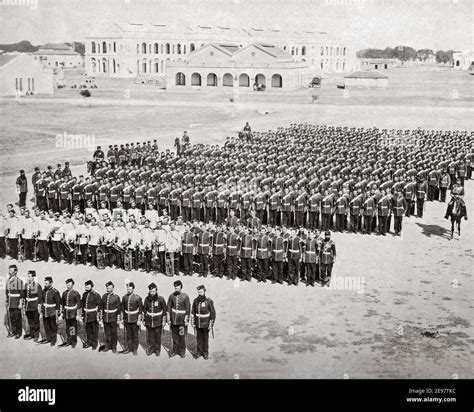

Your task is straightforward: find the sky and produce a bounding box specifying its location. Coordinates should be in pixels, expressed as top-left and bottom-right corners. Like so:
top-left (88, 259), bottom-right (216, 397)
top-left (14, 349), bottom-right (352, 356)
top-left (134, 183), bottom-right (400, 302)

top-left (0, 0), bottom-right (472, 51)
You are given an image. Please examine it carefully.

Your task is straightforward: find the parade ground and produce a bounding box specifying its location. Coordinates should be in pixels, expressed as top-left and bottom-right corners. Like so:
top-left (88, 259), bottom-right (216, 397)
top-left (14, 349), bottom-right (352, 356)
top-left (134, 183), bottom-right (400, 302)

top-left (0, 68), bottom-right (473, 379)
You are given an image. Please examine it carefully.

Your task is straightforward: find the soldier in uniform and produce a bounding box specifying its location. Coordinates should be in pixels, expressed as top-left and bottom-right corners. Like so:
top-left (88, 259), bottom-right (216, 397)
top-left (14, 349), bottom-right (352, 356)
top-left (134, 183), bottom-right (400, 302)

top-left (99, 281), bottom-right (122, 353)
top-left (81, 280), bottom-right (101, 350)
top-left (225, 225), bottom-right (239, 280)
top-left (191, 285), bottom-right (216, 360)
top-left (166, 280), bottom-right (191, 358)
top-left (362, 194), bottom-right (376, 234)
top-left (121, 282), bottom-right (143, 356)
top-left (287, 229), bottom-right (303, 285)
top-left (320, 231), bottom-right (336, 287)
top-left (439, 170), bottom-right (451, 203)
top-left (404, 175), bottom-right (416, 217)
top-left (6, 264), bottom-right (24, 338)
top-left (39, 276), bottom-right (61, 346)
top-left (303, 231), bottom-right (319, 287)
top-left (211, 224), bottom-right (226, 277)
top-left (377, 189), bottom-right (391, 236)
top-left (392, 190), bottom-right (407, 236)
top-left (349, 190), bottom-right (363, 233)
top-left (239, 227), bottom-right (253, 281)
top-left (197, 224), bottom-right (212, 277)
top-left (271, 227), bottom-right (286, 284)
top-left (416, 176), bottom-right (428, 218)
top-left (59, 278), bottom-right (81, 348)
top-left (23, 270), bottom-right (42, 342)
top-left (143, 283), bottom-right (167, 356)
top-left (182, 225), bottom-right (195, 276)
top-left (254, 228), bottom-right (271, 282)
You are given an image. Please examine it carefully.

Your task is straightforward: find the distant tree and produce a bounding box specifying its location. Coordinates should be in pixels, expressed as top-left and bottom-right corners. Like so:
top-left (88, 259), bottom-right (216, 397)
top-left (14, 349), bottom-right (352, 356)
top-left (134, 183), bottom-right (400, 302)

top-left (0, 40), bottom-right (38, 53)
top-left (416, 48), bottom-right (434, 62)
top-left (435, 50), bottom-right (454, 64)
top-left (392, 46), bottom-right (417, 64)
top-left (73, 42), bottom-right (85, 56)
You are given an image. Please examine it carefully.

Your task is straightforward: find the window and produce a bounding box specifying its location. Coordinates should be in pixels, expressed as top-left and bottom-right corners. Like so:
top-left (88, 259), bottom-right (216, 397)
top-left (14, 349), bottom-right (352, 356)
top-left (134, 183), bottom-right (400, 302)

top-left (191, 73), bottom-right (201, 86)
top-left (291, 47), bottom-right (295, 55)
top-left (375, 64), bottom-right (378, 69)
top-left (102, 42), bottom-right (107, 54)
top-left (343, 47), bottom-right (346, 56)
top-left (19, 78), bottom-right (23, 91)
top-left (223, 73), bottom-right (233, 87)
top-left (31, 78), bottom-right (35, 92)
top-left (301, 46), bottom-right (306, 56)
top-left (91, 58), bottom-right (97, 73)
top-left (321, 46), bottom-right (324, 56)
top-left (336, 47), bottom-right (339, 56)
top-left (207, 73), bottom-right (217, 86)
top-left (183, 45), bottom-right (186, 54)
top-left (154, 43), bottom-right (159, 54)
top-left (271, 74), bottom-right (282, 88)
top-left (239, 73), bottom-right (249, 87)
top-left (148, 44), bottom-right (151, 54)
top-left (321, 62), bottom-right (324, 70)
top-left (137, 44), bottom-right (140, 54)
top-left (142, 59), bottom-right (147, 73)
top-left (91, 42), bottom-right (96, 53)
top-left (172, 44), bottom-right (175, 54)
top-left (166, 43), bottom-right (170, 54)
top-left (190, 43), bottom-right (195, 52)
top-left (154, 61), bottom-right (159, 73)
top-left (326, 46), bottom-right (328, 55)
top-left (113, 42), bottom-right (116, 53)
top-left (142, 42), bottom-right (147, 54)
top-left (176, 72), bottom-right (186, 86)
top-left (102, 58), bottom-right (107, 73)
top-left (177, 44), bottom-right (182, 54)
top-left (384, 64), bottom-right (388, 69)
top-left (15, 78), bottom-right (18, 91)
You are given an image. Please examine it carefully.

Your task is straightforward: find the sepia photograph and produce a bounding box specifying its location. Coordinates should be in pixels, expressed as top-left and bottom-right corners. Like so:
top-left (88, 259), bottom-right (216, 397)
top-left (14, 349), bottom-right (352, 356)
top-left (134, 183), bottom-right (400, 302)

top-left (0, 0), bottom-right (472, 407)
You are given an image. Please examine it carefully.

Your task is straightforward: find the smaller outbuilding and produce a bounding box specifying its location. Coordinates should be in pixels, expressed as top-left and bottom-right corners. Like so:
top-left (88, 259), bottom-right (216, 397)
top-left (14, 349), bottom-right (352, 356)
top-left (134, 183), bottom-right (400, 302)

top-left (344, 70), bottom-right (388, 88)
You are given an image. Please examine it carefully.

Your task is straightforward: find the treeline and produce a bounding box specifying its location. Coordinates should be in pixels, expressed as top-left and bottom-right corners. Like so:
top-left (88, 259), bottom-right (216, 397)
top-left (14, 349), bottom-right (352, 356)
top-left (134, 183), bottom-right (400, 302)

top-left (0, 41), bottom-right (85, 55)
top-left (357, 46), bottom-right (455, 64)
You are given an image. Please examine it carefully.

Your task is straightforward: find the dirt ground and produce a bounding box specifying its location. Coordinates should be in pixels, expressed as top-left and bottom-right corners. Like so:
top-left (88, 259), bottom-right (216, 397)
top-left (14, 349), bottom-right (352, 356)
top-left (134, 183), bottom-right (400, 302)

top-left (0, 68), bottom-right (473, 379)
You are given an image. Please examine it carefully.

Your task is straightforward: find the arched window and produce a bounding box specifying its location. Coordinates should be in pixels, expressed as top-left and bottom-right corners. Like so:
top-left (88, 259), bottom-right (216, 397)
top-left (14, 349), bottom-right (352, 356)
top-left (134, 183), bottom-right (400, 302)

top-left (295, 47), bottom-right (299, 56)
top-left (154, 60), bottom-right (159, 73)
top-left (142, 42), bottom-right (147, 54)
top-left (112, 59), bottom-right (116, 73)
top-left (161, 44), bottom-right (164, 54)
top-left (177, 44), bottom-right (182, 54)
top-left (102, 58), bottom-right (107, 73)
top-left (91, 58), bottom-right (97, 72)
top-left (255, 73), bottom-right (266, 88)
top-left (154, 43), bottom-right (159, 54)
top-left (161, 60), bottom-right (164, 72)
top-left (142, 58), bottom-right (147, 73)
top-left (137, 44), bottom-right (140, 54)
top-left (190, 43), bottom-right (195, 52)
top-left (137, 60), bottom-right (140, 73)
top-left (172, 44), bottom-right (175, 54)
top-left (176, 72), bottom-right (186, 86)
top-left (320, 46), bottom-right (324, 56)
top-left (191, 73), bottom-right (201, 86)
top-left (343, 62), bottom-right (346, 70)
top-left (343, 47), bottom-right (346, 56)
top-left (207, 73), bottom-right (217, 87)
top-left (102, 42), bottom-right (107, 54)
top-left (271, 74), bottom-right (282, 88)
top-left (302, 46), bottom-right (306, 56)
top-left (336, 61), bottom-right (339, 70)
top-left (97, 43), bottom-right (101, 53)
top-left (183, 45), bottom-right (186, 54)
top-left (239, 73), bottom-right (249, 87)
top-left (148, 44), bottom-right (151, 54)
top-left (113, 42), bottom-right (116, 53)
top-left (166, 43), bottom-right (170, 54)
top-left (223, 73), bottom-right (233, 87)
top-left (91, 42), bottom-right (96, 53)
top-left (291, 46), bottom-right (295, 55)
top-left (330, 46), bottom-right (333, 55)
top-left (326, 46), bottom-right (328, 55)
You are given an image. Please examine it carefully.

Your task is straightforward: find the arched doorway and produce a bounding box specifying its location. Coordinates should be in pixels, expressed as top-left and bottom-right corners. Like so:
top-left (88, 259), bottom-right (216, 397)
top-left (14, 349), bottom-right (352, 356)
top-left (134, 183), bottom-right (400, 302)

top-left (239, 73), bottom-right (249, 87)
top-left (142, 58), bottom-right (147, 73)
top-left (207, 73), bottom-right (217, 86)
top-left (176, 72), bottom-right (186, 86)
top-left (271, 74), bottom-right (282, 88)
top-left (154, 59), bottom-right (159, 73)
top-left (91, 58), bottom-right (97, 73)
top-left (223, 73), bottom-right (233, 87)
top-left (254, 73), bottom-right (266, 88)
top-left (102, 58), bottom-right (108, 73)
top-left (191, 73), bottom-right (202, 86)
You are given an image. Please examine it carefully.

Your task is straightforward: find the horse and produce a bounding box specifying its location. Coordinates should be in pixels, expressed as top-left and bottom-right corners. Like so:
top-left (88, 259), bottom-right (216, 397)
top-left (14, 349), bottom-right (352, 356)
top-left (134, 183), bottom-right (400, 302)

top-left (444, 196), bottom-right (467, 239)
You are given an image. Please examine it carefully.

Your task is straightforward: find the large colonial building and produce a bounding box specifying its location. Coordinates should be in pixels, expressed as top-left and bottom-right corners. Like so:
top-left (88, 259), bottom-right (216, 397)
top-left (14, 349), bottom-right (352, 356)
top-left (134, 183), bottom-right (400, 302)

top-left (167, 43), bottom-right (310, 91)
top-left (84, 22), bottom-right (357, 79)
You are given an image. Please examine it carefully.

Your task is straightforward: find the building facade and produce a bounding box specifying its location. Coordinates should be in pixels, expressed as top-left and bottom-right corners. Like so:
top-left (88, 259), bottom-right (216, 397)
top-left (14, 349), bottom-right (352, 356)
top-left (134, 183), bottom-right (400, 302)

top-left (358, 58), bottom-right (400, 70)
top-left (0, 53), bottom-right (54, 96)
top-left (453, 51), bottom-right (474, 70)
top-left (84, 22), bottom-right (357, 78)
top-left (167, 43), bottom-right (310, 92)
top-left (31, 43), bottom-right (84, 69)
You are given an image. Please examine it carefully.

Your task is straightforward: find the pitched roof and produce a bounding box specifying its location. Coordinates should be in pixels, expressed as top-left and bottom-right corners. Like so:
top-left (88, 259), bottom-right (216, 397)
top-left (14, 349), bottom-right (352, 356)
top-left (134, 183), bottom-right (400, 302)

top-left (32, 49), bottom-right (80, 56)
top-left (39, 43), bottom-right (71, 50)
top-left (345, 70), bottom-right (388, 79)
top-left (0, 53), bottom-right (19, 68)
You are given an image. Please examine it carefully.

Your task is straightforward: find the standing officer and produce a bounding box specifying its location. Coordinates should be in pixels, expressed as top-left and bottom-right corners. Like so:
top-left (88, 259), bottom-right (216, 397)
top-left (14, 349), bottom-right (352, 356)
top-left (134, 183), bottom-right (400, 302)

top-left (303, 231), bottom-right (319, 287)
top-left (81, 280), bottom-right (101, 350)
top-left (121, 282), bottom-right (143, 356)
top-left (182, 225), bottom-right (195, 276)
top-left (59, 278), bottom-right (81, 349)
top-left (377, 189), bottom-right (391, 236)
top-left (16, 169), bottom-right (28, 208)
top-left (225, 226), bottom-right (239, 280)
top-left (404, 175), bottom-right (416, 217)
top-left (166, 280), bottom-right (191, 358)
top-left (23, 270), bottom-right (42, 342)
top-left (39, 276), bottom-right (60, 346)
top-left (392, 190), bottom-right (407, 236)
top-left (287, 229), bottom-right (303, 285)
top-left (197, 224), bottom-right (212, 277)
top-left (362, 194), bottom-right (376, 234)
top-left (143, 283), bottom-right (167, 356)
top-left (255, 228), bottom-right (271, 282)
top-left (191, 285), bottom-right (216, 360)
top-left (416, 176), bottom-right (428, 218)
top-left (99, 281), bottom-right (122, 354)
top-left (211, 225), bottom-right (226, 278)
top-left (439, 170), bottom-right (451, 203)
top-left (6, 264), bottom-right (24, 338)
top-left (271, 227), bottom-right (286, 284)
top-left (239, 227), bottom-right (253, 281)
top-left (320, 231), bottom-right (336, 287)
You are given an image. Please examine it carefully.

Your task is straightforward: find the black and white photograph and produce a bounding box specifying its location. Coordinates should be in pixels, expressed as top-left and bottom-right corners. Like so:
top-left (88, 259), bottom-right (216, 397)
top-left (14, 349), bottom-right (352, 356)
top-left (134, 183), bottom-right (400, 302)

top-left (0, 0), bottom-right (473, 407)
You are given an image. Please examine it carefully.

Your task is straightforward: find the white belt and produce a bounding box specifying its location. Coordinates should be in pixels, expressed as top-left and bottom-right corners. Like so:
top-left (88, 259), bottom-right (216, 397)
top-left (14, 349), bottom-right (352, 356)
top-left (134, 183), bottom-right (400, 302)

top-left (258, 248), bottom-right (267, 251)
top-left (26, 297), bottom-right (38, 301)
top-left (199, 243), bottom-right (209, 247)
top-left (306, 251), bottom-right (316, 254)
top-left (125, 309), bottom-right (139, 314)
top-left (9, 293), bottom-right (20, 297)
top-left (184, 243), bottom-right (193, 246)
top-left (84, 307), bottom-right (98, 312)
top-left (273, 249), bottom-right (283, 252)
top-left (196, 313), bottom-right (210, 318)
top-left (64, 305), bottom-right (77, 310)
top-left (147, 310), bottom-right (163, 317)
top-left (289, 249), bottom-right (300, 253)
top-left (44, 303), bottom-right (56, 308)
top-left (172, 308), bottom-right (186, 314)
top-left (104, 309), bottom-right (117, 313)
top-left (242, 247), bottom-right (251, 250)
top-left (228, 245), bottom-right (237, 248)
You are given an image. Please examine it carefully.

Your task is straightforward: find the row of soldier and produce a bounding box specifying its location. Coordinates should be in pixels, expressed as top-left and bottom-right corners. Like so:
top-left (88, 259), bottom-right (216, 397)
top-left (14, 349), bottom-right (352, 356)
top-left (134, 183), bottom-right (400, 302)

top-left (23, 125), bottom-right (471, 231)
top-left (1, 204), bottom-right (337, 287)
top-left (5, 267), bottom-right (216, 359)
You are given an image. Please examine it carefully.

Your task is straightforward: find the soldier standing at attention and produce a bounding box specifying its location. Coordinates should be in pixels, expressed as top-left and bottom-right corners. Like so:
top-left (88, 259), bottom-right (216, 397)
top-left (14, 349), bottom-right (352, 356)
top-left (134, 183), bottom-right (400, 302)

top-left (38, 276), bottom-right (61, 346)
top-left (121, 282), bottom-right (143, 356)
top-left (392, 190), bottom-right (407, 236)
top-left (16, 169), bottom-right (28, 208)
top-left (6, 264), bottom-right (24, 338)
top-left (191, 285), bottom-right (216, 360)
top-left (99, 281), bottom-right (122, 354)
top-left (81, 280), bottom-right (101, 350)
top-left (416, 176), bottom-right (428, 218)
top-left (166, 280), bottom-right (190, 358)
top-left (59, 278), bottom-right (81, 349)
top-left (23, 270), bottom-right (42, 342)
top-left (319, 231), bottom-right (336, 287)
top-left (143, 283), bottom-right (167, 356)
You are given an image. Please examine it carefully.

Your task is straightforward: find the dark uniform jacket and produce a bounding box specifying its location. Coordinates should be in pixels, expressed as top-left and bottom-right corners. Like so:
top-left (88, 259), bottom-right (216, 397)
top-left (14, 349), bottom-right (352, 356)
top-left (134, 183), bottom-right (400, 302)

top-left (122, 293), bottom-right (143, 324)
top-left (6, 275), bottom-right (24, 309)
top-left (100, 292), bottom-right (122, 323)
top-left (167, 292), bottom-right (190, 326)
top-left (143, 294), bottom-right (167, 328)
top-left (191, 296), bottom-right (216, 329)
top-left (61, 289), bottom-right (82, 320)
top-left (81, 290), bottom-right (101, 323)
top-left (42, 286), bottom-right (61, 318)
top-left (24, 281), bottom-right (43, 312)
top-left (320, 240), bottom-right (336, 265)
